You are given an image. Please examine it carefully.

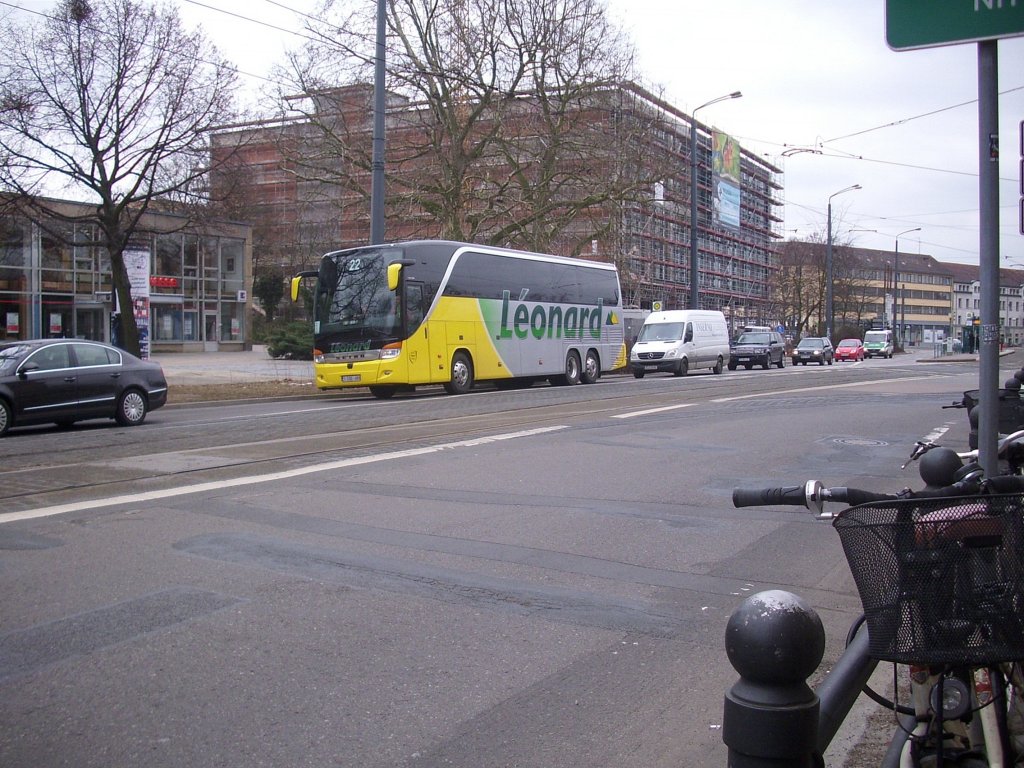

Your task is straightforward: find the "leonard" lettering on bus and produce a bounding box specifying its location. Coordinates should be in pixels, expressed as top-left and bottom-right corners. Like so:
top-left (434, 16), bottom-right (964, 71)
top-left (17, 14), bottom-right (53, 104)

top-left (498, 291), bottom-right (604, 340)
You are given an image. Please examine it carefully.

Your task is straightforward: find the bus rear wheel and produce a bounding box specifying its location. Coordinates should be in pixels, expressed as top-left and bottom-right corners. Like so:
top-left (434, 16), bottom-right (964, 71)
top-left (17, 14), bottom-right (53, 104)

top-left (444, 351), bottom-right (474, 394)
top-left (581, 350), bottom-right (600, 384)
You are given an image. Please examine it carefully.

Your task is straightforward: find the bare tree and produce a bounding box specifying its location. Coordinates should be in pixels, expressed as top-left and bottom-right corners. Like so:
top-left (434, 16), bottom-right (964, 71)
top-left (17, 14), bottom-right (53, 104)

top-left (269, 0), bottom-right (660, 256)
top-left (0, 0), bottom-right (239, 356)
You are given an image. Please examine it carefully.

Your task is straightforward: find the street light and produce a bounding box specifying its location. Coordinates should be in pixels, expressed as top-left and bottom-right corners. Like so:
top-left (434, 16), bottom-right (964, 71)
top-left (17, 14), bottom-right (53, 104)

top-left (689, 91), bottom-right (742, 310)
top-left (893, 227), bottom-right (921, 348)
top-left (825, 184), bottom-right (861, 339)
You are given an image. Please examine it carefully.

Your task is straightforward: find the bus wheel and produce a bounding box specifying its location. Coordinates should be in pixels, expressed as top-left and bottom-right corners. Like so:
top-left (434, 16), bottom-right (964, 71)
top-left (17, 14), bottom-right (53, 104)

top-left (581, 350), bottom-right (600, 384)
top-left (564, 351), bottom-right (582, 385)
top-left (444, 351), bottom-right (474, 394)
top-left (369, 386), bottom-right (396, 399)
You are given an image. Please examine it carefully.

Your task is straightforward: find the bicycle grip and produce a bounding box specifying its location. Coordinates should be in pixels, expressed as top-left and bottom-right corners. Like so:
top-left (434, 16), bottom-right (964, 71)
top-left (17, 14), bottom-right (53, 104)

top-left (732, 486), bottom-right (807, 508)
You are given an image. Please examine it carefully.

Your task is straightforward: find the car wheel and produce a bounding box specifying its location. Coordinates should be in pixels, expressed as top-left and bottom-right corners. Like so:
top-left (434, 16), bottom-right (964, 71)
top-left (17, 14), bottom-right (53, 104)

top-left (761, 356), bottom-right (771, 370)
top-left (581, 349), bottom-right (600, 384)
top-left (444, 352), bottom-right (474, 394)
top-left (818, 358), bottom-right (824, 366)
top-left (632, 368), bottom-right (645, 379)
top-left (744, 363), bottom-right (752, 370)
top-left (673, 357), bottom-right (689, 377)
top-left (827, 356), bottom-right (833, 365)
top-left (727, 362), bottom-right (736, 371)
top-left (369, 386), bottom-right (396, 399)
top-left (115, 388), bottom-right (148, 426)
top-left (713, 356), bottom-right (724, 375)
top-left (776, 355), bottom-right (784, 369)
top-left (0, 398), bottom-right (10, 436)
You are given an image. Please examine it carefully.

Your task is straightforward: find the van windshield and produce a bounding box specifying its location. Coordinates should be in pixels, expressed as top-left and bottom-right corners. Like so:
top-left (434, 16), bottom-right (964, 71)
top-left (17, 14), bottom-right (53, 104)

top-left (864, 331), bottom-right (889, 343)
top-left (638, 322), bottom-right (685, 342)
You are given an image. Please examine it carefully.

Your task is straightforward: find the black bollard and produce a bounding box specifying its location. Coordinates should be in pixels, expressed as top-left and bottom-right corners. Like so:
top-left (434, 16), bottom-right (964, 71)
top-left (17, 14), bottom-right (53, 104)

top-left (722, 590), bottom-right (825, 767)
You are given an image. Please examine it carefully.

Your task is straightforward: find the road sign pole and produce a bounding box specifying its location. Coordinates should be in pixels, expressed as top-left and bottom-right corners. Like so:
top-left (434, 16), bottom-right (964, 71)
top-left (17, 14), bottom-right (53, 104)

top-left (977, 40), bottom-right (1001, 479)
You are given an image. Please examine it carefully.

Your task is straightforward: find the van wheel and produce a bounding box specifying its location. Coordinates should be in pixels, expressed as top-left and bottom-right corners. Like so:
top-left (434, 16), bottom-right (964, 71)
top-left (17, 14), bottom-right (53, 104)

top-left (713, 356), bottom-right (724, 374)
top-left (632, 368), bottom-right (645, 379)
top-left (444, 352), bottom-right (474, 394)
top-left (673, 357), bottom-right (688, 377)
top-left (581, 350), bottom-right (600, 384)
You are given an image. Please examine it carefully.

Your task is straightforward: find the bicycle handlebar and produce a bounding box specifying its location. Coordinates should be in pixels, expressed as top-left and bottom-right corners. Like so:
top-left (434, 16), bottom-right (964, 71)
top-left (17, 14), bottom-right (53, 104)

top-left (731, 485), bottom-right (807, 508)
top-left (731, 477), bottom-right (1005, 516)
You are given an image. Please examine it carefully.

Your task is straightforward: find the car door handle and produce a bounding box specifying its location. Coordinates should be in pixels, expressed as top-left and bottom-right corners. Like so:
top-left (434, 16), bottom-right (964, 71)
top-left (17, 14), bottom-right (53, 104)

top-left (109, 372), bottom-right (121, 378)
top-left (64, 376), bottom-right (77, 382)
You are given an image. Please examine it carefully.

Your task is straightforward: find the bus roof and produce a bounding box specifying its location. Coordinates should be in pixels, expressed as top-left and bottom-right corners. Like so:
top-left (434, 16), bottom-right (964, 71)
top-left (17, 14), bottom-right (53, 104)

top-left (322, 240), bottom-right (617, 271)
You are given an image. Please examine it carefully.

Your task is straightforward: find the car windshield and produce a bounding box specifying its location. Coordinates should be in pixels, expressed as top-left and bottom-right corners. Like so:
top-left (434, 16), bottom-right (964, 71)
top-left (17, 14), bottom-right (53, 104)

top-left (736, 333), bottom-right (769, 344)
top-left (637, 322), bottom-right (685, 342)
top-left (0, 344), bottom-right (29, 359)
top-left (798, 339), bottom-right (823, 349)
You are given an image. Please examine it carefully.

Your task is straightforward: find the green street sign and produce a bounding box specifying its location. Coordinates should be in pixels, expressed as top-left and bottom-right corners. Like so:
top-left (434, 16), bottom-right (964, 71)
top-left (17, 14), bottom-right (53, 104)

top-left (886, 0), bottom-right (1024, 50)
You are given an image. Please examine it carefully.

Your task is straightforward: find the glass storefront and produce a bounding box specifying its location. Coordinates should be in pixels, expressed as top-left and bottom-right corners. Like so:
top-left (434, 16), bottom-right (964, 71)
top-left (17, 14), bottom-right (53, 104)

top-left (0, 208), bottom-right (250, 350)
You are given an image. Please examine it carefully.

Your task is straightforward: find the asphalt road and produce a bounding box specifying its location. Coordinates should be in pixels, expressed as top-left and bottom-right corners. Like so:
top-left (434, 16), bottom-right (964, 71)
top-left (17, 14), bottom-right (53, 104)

top-left (0, 353), bottom-right (1003, 767)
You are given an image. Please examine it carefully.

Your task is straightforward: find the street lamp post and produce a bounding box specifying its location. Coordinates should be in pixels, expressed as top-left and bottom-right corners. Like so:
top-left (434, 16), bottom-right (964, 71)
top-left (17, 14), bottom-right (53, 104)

top-left (893, 227), bottom-right (921, 349)
top-left (825, 184), bottom-right (861, 339)
top-left (689, 91), bottom-right (742, 310)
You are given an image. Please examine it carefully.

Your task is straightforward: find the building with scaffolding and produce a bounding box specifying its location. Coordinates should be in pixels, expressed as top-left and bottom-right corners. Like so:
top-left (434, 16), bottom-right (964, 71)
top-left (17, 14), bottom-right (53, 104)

top-left (212, 82), bottom-right (783, 331)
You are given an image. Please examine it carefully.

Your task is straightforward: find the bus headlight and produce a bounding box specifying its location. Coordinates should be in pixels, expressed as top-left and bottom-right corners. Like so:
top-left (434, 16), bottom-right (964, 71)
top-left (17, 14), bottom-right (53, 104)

top-left (380, 343), bottom-right (402, 360)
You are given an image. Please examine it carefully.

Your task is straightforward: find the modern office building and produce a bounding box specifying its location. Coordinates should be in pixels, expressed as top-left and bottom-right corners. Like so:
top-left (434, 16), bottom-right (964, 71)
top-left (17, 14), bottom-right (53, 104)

top-left (0, 198), bottom-right (253, 352)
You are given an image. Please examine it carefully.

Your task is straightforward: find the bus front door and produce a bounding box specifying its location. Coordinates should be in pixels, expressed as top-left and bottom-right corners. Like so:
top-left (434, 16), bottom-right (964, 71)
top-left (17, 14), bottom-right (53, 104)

top-left (403, 282), bottom-right (434, 385)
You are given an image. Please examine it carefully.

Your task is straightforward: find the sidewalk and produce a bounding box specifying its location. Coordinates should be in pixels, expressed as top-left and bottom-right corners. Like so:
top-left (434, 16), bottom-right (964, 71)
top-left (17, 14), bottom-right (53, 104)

top-left (153, 346), bottom-right (314, 386)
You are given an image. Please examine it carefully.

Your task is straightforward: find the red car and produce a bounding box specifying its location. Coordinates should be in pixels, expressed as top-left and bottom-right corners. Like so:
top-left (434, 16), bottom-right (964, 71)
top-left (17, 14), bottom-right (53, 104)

top-left (834, 338), bottom-right (865, 362)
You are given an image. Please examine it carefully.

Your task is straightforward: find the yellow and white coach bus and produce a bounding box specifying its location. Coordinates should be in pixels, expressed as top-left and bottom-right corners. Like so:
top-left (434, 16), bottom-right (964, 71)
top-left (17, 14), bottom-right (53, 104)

top-left (291, 240), bottom-right (627, 398)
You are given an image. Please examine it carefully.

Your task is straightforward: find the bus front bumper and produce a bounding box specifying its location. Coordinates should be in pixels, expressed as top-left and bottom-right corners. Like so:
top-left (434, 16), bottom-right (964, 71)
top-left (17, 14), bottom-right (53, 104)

top-left (315, 360), bottom-right (399, 390)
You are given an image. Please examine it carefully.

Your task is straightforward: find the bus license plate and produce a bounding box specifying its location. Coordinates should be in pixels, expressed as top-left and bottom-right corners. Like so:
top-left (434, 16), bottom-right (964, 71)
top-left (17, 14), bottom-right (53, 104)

top-left (342, 375), bottom-right (361, 382)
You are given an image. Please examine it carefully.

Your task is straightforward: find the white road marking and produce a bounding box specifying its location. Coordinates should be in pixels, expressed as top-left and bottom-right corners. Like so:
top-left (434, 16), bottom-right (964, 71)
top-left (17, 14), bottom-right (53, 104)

top-left (612, 403), bottom-right (696, 419)
top-left (1, 426), bottom-right (569, 524)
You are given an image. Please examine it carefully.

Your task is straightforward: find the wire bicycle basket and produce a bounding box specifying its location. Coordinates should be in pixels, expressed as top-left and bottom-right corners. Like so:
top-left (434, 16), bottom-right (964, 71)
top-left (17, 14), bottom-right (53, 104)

top-left (833, 493), bottom-right (1024, 665)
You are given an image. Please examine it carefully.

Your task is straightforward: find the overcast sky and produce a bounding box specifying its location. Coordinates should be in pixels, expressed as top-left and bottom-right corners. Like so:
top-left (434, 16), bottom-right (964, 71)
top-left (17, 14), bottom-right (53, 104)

top-left (13, 1), bottom-right (1024, 266)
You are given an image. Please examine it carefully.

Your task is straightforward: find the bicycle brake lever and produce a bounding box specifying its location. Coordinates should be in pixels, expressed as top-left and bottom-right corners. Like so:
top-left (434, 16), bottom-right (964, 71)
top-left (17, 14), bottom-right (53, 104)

top-left (902, 441), bottom-right (936, 469)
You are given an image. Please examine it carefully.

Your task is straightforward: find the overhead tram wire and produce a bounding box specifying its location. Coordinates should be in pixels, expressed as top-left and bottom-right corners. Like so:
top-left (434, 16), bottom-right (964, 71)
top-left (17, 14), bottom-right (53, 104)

top-left (824, 85), bottom-right (1024, 144)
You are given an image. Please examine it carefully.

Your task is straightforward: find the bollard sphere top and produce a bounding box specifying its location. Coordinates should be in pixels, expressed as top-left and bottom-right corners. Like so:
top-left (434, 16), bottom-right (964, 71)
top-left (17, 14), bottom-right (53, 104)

top-left (725, 590), bottom-right (825, 684)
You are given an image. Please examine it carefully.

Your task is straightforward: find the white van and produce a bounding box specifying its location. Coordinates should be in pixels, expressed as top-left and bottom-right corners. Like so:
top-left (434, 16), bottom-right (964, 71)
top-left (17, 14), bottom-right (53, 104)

top-left (863, 328), bottom-right (894, 359)
top-left (630, 310), bottom-right (730, 377)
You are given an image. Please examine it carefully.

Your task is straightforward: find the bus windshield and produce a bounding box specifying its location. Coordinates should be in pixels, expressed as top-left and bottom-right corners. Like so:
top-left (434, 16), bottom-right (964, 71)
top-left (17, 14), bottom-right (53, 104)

top-left (316, 249), bottom-right (402, 338)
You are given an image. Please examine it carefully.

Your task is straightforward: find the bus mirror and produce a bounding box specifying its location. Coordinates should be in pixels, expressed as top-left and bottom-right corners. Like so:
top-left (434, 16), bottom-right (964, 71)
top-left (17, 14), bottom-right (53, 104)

top-left (290, 270), bottom-right (318, 302)
top-left (387, 263), bottom-right (402, 292)
top-left (387, 260), bottom-right (415, 292)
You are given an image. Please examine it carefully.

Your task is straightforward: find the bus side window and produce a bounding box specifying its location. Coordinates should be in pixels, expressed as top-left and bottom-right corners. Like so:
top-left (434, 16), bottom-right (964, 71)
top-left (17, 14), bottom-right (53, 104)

top-left (406, 282), bottom-right (425, 331)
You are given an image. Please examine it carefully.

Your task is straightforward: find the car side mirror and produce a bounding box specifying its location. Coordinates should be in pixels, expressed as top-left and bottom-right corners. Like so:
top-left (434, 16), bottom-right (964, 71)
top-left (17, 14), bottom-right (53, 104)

top-left (18, 362), bottom-right (39, 379)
